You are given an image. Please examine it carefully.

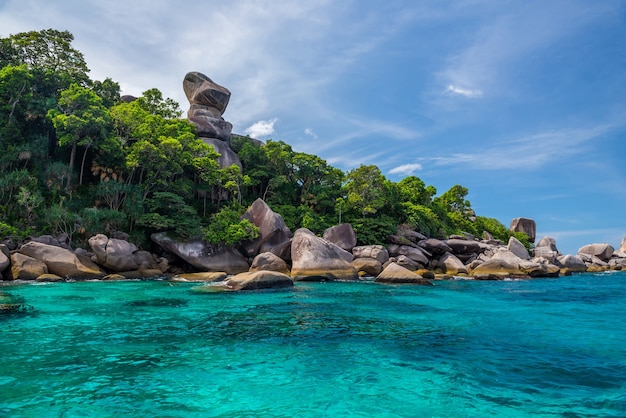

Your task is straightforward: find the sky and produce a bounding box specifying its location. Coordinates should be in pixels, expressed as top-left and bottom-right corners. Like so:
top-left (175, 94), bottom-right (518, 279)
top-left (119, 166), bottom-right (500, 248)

top-left (1, 0), bottom-right (625, 255)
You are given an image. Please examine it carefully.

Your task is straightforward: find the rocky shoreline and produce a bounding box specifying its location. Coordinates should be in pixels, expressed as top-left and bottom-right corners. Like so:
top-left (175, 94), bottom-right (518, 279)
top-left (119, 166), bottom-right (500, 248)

top-left (1, 199), bottom-right (625, 291)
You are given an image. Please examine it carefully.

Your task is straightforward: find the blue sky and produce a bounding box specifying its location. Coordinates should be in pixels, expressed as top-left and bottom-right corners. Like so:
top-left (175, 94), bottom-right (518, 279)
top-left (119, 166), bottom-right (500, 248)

top-left (1, 0), bottom-right (625, 255)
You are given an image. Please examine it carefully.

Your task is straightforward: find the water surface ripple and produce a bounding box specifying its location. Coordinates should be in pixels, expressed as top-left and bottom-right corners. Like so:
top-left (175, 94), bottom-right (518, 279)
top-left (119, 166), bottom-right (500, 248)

top-left (1, 273), bottom-right (625, 417)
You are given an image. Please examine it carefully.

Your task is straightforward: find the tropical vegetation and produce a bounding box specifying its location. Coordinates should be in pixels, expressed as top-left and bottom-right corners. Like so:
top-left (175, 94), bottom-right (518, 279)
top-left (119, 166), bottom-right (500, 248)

top-left (0, 29), bottom-right (530, 250)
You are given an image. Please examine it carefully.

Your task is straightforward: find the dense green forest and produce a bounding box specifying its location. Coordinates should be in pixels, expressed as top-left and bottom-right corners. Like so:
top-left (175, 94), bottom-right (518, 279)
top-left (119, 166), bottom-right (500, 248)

top-left (0, 29), bottom-right (529, 250)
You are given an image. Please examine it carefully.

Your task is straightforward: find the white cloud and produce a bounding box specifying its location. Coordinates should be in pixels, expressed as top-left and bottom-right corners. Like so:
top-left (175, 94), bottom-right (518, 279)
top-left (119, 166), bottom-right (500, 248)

top-left (243, 117), bottom-right (278, 139)
top-left (445, 84), bottom-right (482, 98)
top-left (389, 163), bottom-right (423, 176)
top-left (304, 128), bottom-right (318, 139)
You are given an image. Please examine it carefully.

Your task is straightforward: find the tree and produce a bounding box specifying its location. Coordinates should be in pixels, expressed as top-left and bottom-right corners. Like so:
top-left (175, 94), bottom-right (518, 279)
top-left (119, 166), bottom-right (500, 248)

top-left (343, 164), bottom-right (389, 217)
top-left (136, 88), bottom-right (182, 119)
top-left (91, 77), bottom-right (121, 107)
top-left (7, 29), bottom-right (89, 88)
top-left (47, 84), bottom-right (110, 189)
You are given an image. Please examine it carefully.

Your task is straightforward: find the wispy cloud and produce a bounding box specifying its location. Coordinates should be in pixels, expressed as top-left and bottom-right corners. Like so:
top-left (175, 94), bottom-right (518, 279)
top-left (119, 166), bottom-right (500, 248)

top-left (244, 117), bottom-right (278, 139)
top-left (422, 123), bottom-right (619, 170)
top-left (445, 84), bottom-right (482, 98)
top-left (304, 128), bottom-right (318, 139)
top-left (435, 2), bottom-right (616, 102)
top-left (389, 163), bottom-right (423, 176)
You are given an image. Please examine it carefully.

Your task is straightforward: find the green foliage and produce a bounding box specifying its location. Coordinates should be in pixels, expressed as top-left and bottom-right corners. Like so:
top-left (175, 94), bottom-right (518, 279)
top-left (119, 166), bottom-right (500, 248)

top-left (136, 88), bottom-right (182, 119)
top-left (204, 205), bottom-right (259, 247)
top-left (0, 222), bottom-right (19, 239)
top-left (137, 192), bottom-right (203, 239)
top-left (0, 28), bottom-right (522, 251)
top-left (351, 214), bottom-right (398, 246)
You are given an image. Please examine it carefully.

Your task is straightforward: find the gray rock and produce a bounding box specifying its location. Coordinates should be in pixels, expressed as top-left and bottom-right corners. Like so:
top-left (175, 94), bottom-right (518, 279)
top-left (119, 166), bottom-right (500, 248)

top-left (88, 234), bottom-right (139, 272)
top-left (183, 72), bottom-right (231, 114)
top-left (0, 245), bottom-right (9, 274)
top-left (352, 245), bottom-right (389, 264)
top-left (151, 232), bottom-right (249, 274)
top-left (507, 236), bottom-right (530, 260)
top-left (241, 199), bottom-right (293, 259)
top-left (616, 236), bottom-right (626, 258)
top-left (386, 255), bottom-right (423, 271)
top-left (445, 238), bottom-right (484, 255)
top-left (578, 243), bottom-right (614, 261)
top-left (438, 252), bottom-right (468, 275)
top-left (536, 236), bottom-right (558, 252)
top-left (532, 246), bottom-right (558, 263)
top-left (19, 241), bottom-right (104, 279)
top-left (557, 254), bottom-right (587, 273)
top-left (352, 258), bottom-right (383, 276)
top-left (510, 217), bottom-right (536, 243)
top-left (10, 252), bottom-right (48, 280)
top-left (323, 223), bottom-right (357, 251)
top-left (387, 244), bottom-right (429, 265)
top-left (249, 252), bottom-right (290, 275)
top-left (290, 228), bottom-right (357, 281)
top-left (201, 137), bottom-right (242, 169)
top-left (223, 270), bottom-right (293, 291)
top-left (417, 238), bottom-right (452, 255)
top-left (375, 263), bottom-right (432, 285)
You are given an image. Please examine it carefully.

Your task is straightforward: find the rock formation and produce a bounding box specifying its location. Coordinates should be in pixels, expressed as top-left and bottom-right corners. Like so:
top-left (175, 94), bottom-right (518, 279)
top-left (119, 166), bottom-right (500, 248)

top-left (510, 217), bottom-right (536, 243)
top-left (183, 71), bottom-right (241, 169)
top-left (151, 232), bottom-right (249, 275)
top-left (290, 228), bottom-right (357, 281)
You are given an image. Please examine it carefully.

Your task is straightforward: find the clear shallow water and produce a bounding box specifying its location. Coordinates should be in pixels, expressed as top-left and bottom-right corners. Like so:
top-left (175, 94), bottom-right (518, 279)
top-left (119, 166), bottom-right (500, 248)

top-left (1, 272), bottom-right (626, 417)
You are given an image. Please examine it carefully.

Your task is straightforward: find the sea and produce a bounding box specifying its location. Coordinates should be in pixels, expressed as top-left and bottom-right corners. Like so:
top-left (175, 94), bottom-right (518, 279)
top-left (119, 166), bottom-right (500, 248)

top-left (1, 271), bottom-right (625, 417)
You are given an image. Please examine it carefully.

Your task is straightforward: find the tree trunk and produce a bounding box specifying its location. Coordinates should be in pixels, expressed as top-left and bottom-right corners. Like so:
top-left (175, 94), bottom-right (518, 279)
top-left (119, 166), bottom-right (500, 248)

top-left (66, 140), bottom-right (77, 190)
top-left (79, 143), bottom-right (90, 186)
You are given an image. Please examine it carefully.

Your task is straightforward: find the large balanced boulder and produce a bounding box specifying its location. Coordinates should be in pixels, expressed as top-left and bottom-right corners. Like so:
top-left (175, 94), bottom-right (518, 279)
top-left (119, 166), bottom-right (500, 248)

top-left (151, 232), bottom-right (249, 274)
top-left (290, 228), bottom-right (357, 281)
top-left (578, 243), bottom-right (614, 262)
top-left (183, 71), bottom-right (232, 140)
top-left (10, 253), bottom-right (48, 280)
top-left (241, 199), bottom-right (293, 259)
top-left (510, 217), bottom-right (536, 243)
top-left (322, 223), bottom-right (357, 251)
top-left (375, 262), bottom-right (432, 285)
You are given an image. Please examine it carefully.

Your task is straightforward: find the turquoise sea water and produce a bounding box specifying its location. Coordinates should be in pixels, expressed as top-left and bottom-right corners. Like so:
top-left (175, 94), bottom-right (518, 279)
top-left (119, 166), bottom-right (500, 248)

top-left (1, 272), bottom-right (626, 417)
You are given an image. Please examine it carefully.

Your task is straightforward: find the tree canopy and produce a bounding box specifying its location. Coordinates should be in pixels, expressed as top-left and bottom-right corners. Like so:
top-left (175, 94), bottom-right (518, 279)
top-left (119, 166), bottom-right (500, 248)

top-left (0, 28), bottom-right (525, 250)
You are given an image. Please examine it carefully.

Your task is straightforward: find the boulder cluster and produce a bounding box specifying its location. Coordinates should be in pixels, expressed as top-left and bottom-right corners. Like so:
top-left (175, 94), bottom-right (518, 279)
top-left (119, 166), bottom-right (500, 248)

top-left (2, 199), bottom-right (625, 292)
